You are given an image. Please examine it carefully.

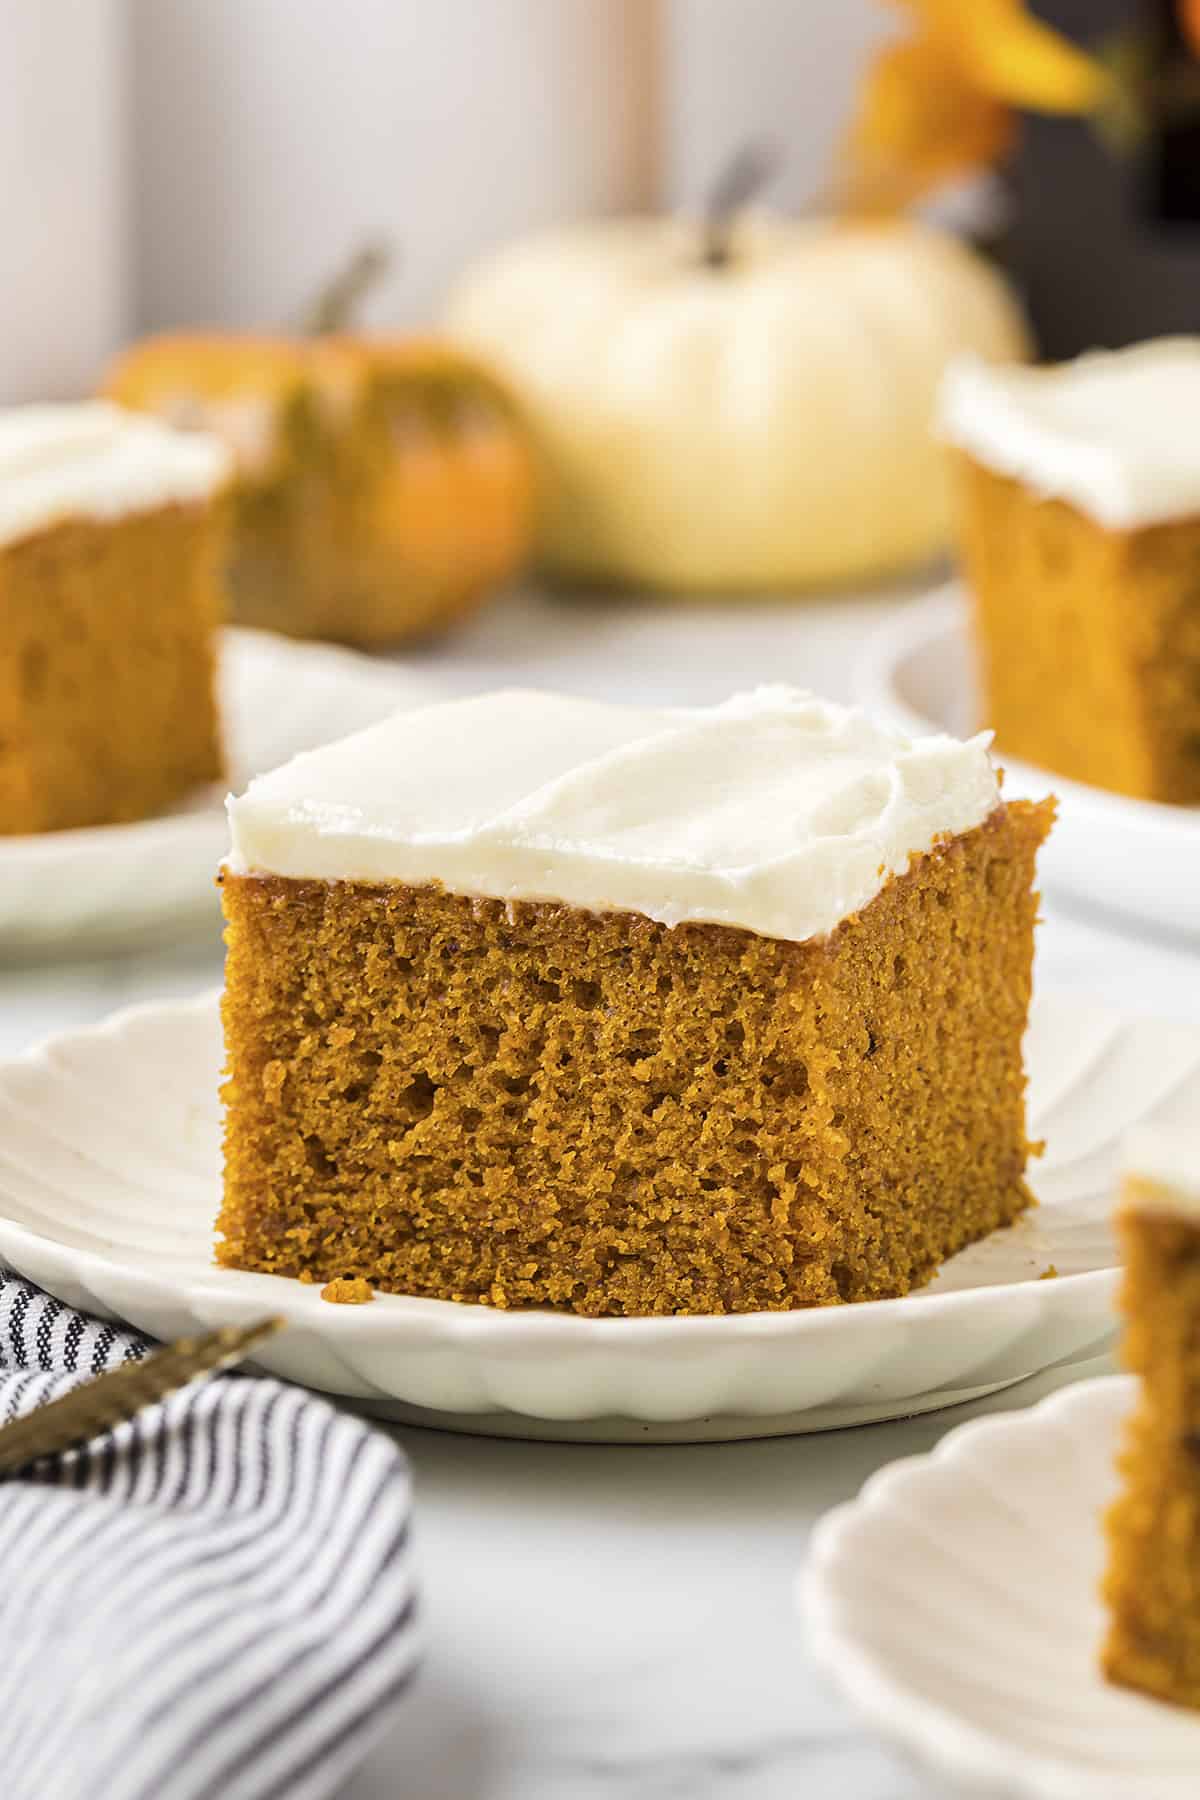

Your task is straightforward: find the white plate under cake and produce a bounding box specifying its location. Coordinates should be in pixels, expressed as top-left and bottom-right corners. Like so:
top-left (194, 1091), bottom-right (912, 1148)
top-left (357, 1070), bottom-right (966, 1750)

top-left (0, 988), bottom-right (1188, 1437)
top-left (804, 1377), bottom-right (1200, 1799)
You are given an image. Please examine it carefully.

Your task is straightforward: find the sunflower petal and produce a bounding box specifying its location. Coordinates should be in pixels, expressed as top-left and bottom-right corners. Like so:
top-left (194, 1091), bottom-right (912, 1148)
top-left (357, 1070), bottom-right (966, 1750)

top-left (921, 0), bottom-right (1108, 111)
top-left (841, 35), bottom-right (1013, 214)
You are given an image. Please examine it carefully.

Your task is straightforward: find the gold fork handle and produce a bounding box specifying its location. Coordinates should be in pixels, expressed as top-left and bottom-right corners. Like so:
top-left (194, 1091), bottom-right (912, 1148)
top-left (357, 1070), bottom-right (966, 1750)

top-left (0, 1317), bottom-right (285, 1478)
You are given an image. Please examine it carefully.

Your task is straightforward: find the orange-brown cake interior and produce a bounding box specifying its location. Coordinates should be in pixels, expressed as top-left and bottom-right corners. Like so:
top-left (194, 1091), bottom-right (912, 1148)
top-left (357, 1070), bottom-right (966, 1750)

top-left (959, 457), bottom-right (1200, 804)
top-left (0, 504), bottom-right (224, 834)
top-left (1104, 1171), bottom-right (1200, 1708)
top-left (218, 798), bottom-right (1052, 1317)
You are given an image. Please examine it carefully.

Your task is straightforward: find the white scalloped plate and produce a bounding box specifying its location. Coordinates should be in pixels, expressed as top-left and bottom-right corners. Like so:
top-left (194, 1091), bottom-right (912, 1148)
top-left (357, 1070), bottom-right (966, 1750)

top-left (0, 628), bottom-right (435, 956)
top-left (803, 1376), bottom-right (1200, 1800)
top-left (853, 584), bottom-right (1200, 940)
top-left (0, 992), bottom-right (1192, 1441)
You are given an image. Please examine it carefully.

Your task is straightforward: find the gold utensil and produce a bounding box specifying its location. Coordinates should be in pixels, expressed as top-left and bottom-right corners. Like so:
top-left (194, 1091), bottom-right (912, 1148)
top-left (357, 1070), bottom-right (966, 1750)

top-left (0, 1316), bottom-right (285, 1478)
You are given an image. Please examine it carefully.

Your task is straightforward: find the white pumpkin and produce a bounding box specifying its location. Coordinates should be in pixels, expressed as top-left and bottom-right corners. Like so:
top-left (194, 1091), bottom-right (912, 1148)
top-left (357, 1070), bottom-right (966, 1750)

top-left (445, 215), bottom-right (1029, 592)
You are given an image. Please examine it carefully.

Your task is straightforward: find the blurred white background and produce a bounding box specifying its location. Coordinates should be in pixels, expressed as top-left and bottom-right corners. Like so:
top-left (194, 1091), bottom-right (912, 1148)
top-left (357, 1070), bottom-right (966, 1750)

top-left (0, 0), bottom-right (127, 401)
top-left (1, 0), bottom-right (886, 399)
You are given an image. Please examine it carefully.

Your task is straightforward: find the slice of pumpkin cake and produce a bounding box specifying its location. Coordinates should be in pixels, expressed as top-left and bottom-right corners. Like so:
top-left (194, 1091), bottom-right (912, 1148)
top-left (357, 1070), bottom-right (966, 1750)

top-left (218, 687), bottom-right (1053, 1316)
top-left (1104, 1127), bottom-right (1200, 1708)
top-left (940, 341), bottom-right (1200, 804)
top-left (0, 402), bottom-right (229, 834)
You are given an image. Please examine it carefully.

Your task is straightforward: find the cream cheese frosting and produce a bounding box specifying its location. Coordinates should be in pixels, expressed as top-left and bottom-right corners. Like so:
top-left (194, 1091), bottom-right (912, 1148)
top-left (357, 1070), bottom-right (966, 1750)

top-left (226, 686), bottom-right (1000, 943)
top-left (1123, 1125), bottom-right (1200, 1218)
top-left (0, 401), bottom-right (231, 549)
top-left (938, 340), bottom-right (1200, 529)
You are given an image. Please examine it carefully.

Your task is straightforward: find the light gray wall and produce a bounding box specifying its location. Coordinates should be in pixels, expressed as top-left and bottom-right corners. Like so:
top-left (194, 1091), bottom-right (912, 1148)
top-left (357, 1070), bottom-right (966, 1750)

top-left (665, 0), bottom-right (885, 214)
top-left (0, 0), bottom-right (128, 400)
top-left (129, 0), bottom-right (643, 332)
top-left (126, 0), bottom-right (884, 334)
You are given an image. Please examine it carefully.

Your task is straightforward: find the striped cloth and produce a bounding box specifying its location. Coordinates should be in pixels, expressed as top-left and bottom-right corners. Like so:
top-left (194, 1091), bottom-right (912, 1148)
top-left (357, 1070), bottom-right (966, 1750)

top-left (0, 1269), bottom-right (420, 1800)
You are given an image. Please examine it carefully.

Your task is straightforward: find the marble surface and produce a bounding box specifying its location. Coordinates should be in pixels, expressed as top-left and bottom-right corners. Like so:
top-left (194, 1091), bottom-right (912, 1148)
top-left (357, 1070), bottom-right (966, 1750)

top-left (2, 585), bottom-right (1196, 1799)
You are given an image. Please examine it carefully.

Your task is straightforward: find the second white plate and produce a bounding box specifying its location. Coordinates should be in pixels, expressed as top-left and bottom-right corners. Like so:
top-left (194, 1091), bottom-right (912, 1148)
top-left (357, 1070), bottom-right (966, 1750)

top-left (0, 627), bottom-right (436, 956)
top-left (803, 1376), bottom-right (1200, 1800)
top-left (853, 584), bottom-right (1200, 941)
top-left (0, 989), bottom-right (1193, 1440)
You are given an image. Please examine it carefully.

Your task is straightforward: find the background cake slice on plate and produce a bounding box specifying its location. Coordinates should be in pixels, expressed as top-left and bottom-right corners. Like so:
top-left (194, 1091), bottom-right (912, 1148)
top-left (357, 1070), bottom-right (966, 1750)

top-left (0, 402), bottom-right (229, 835)
top-left (1104, 1126), bottom-right (1200, 1709)
top-left (218, 687), bottom-right (1052, 1317)
top-left (939, 341), bottom-right (1200, 805)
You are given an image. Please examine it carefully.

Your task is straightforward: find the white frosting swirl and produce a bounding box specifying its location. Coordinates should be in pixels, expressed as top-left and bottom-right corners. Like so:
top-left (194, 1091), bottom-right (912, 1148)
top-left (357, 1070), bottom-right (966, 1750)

top-left (226, 686), bottom-right (1000, 943)
top-left (939, 340), bottom-right (1200, 528)
top-left (0, 402), bottom-right (230, 548)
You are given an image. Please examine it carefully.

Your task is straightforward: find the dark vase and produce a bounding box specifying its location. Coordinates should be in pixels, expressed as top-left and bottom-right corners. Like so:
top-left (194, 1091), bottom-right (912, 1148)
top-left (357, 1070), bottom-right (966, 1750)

top-left (1006, 0), bottom-right (1200, 356)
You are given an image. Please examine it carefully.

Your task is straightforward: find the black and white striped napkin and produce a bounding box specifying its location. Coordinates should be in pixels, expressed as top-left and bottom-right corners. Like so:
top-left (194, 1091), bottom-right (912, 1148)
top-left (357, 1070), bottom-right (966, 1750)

top-left (0, 1270), bottom-right (420, 1800)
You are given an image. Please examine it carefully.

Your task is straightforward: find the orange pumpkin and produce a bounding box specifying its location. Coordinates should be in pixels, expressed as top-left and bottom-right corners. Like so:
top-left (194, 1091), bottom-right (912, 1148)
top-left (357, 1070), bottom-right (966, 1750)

top-left (103, 333), bottom-right (535, 648)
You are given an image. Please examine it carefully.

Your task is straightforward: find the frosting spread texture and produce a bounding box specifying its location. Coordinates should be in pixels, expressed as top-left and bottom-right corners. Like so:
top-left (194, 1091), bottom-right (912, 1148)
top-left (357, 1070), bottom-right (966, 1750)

top-left (227, 686), bottom-right (1000, 943)
top-left (939, 339), bottom-right (1200, 529)
top-left (0, 402), bottom-right (231, 548)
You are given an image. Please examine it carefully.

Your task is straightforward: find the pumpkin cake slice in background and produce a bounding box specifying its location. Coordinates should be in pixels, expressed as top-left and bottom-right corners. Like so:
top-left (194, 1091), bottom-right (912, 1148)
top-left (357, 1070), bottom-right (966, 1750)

top-left (940, 340), bottom-right (1200, 805)
top-left (0, 401), bottom-right (229, 834)
top-left (104, 332), bottom-right (534, 648)
top-left (217, 686), bottom-right (1053, 1317)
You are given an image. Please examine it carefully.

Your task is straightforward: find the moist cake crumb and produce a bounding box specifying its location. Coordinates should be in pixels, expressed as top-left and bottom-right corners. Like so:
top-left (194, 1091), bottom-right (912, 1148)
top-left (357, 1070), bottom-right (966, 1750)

top-left (319, 1276), bottom-right (375, 1306)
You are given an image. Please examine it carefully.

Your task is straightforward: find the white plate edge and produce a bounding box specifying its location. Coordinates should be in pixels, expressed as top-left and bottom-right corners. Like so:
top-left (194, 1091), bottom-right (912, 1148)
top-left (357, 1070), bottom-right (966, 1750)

top-left (799, 1375), bottom-right (1140, 1800)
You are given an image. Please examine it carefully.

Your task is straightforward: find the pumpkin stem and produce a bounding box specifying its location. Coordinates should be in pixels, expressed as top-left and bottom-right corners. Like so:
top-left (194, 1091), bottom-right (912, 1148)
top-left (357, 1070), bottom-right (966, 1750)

top-left (702, 143), bottom-right (780, 269)
top-left (300, 241), bottom-right (394, 335)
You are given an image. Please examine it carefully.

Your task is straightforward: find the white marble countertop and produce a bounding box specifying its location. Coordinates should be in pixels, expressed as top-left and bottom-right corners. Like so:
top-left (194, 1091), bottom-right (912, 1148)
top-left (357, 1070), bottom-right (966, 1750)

top-left (3, 586), bottom-right (1196, 1799)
